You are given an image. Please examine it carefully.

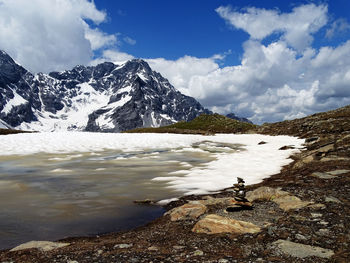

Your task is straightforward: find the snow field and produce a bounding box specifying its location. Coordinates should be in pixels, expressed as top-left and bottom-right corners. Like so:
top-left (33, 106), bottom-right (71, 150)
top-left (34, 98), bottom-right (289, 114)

top-left (0, 132), bottom-right (304, 196)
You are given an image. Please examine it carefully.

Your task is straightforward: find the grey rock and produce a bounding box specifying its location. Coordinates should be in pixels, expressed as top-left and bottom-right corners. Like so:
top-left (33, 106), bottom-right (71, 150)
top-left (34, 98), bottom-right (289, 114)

top-left (327, 169), bottom-right (350, 175)
top-left (114, 243), bottom-right (133, 249)
top-left (316, 229), bottom-right (330, 236)
top-left (325, 196), bottom-right (342, 203)
top-left (311, 172), bottom-right (337, 179)
top-left (273, 239), bottom-right (334, 259)
top-left (295, 234), bottom-right (307, 241)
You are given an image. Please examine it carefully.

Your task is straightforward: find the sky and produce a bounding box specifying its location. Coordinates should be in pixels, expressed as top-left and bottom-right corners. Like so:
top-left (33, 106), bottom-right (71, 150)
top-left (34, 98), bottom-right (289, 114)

top-left (0, 0), bottom-right (350, 123)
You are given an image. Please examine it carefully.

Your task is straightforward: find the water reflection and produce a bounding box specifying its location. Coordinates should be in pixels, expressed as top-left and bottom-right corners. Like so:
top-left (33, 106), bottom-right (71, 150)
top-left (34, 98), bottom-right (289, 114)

top-left (0, 141), bottom-right (243, 249)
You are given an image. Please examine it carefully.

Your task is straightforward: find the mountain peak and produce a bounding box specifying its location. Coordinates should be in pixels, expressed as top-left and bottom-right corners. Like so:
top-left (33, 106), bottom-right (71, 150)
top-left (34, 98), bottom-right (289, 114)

top-left (0, 51), bottom-right (210, 132)
top-left (0, 50), bottom-right (28, 85)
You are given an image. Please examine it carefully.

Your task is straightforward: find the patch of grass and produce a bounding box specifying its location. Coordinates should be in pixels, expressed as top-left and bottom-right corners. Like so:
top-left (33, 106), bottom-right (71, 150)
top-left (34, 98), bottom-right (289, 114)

top-left (125, 114), bottom-right (257, 134)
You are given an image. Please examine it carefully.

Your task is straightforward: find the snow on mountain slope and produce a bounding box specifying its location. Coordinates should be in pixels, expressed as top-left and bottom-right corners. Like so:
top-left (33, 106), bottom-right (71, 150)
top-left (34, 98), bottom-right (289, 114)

top-left (0, 51), bottom-right (211, 132)
top-left (0, 119), bottom-right (11, 129)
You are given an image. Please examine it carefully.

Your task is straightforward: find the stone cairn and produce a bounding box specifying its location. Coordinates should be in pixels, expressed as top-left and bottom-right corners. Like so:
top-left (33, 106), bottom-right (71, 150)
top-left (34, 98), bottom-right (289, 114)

top-left (233, 177), bottom-right (248, 202)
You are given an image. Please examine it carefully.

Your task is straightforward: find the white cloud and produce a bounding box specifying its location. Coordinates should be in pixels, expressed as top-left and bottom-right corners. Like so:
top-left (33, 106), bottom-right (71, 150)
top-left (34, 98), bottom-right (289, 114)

top-left (146, 55), bottom-right (221, 95)
top-left (147, 4), bottom-right (350, 124)
top-left (84, 23), bottom-right (118, 50)
top-left (0, 0), bottom-right (116, 73)
top-left (91, 49), bottom-right (134, 65)
top-left (216, 4), bottom-right (328, 51)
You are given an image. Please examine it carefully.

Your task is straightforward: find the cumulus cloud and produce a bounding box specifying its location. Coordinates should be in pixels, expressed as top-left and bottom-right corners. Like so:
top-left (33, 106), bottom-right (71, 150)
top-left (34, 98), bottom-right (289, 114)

top-left (216, 4), bottom-right (328, 51)
top-left (0, 0), bottom-right (116, 73)
top-left (146, 55), bottom-right (221, 95)
top-left (148, 4), bottom-right (350, 124)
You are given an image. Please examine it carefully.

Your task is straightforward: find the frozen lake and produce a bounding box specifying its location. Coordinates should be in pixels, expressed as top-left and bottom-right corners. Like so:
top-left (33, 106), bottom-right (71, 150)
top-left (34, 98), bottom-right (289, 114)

top-left (0, 133), bottom-right (304, 249)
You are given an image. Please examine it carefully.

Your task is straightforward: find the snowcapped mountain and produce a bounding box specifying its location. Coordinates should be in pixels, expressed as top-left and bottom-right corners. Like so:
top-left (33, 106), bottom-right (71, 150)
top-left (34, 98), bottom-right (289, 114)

top-left (0, 50), bottom-right (210, 132)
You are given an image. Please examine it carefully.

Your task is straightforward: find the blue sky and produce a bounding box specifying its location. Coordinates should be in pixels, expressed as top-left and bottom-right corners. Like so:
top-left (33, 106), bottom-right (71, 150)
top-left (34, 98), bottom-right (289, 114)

top-left (92, 0), bottom-right (350, 65)
top-left (1, 0), bottom-right (350, 123)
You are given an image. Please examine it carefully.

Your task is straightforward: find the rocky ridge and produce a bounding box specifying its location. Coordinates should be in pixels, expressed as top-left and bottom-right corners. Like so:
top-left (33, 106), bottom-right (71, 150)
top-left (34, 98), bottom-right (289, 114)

top-left (0, 50), bottom-right (210, 132)
top-left (1, 105), bottom-right (350, 262)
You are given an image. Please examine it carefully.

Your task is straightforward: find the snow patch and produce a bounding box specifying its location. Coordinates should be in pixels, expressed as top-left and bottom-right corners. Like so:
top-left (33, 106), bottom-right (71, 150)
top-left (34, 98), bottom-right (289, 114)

top-left (0, 133), bottom-right (304, 196)
top-left (1, 90), bottom-right (27, 114)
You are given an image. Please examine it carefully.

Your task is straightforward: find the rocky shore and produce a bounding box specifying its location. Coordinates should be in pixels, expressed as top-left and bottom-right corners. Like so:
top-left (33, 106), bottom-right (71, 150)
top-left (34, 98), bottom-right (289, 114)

top-left (1, 105), bottom-right (350, 262)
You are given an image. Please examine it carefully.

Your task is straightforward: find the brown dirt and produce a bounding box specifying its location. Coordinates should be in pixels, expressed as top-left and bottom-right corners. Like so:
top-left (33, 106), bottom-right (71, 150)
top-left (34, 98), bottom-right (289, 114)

top-left (1, 105), bottom-right (350, 262)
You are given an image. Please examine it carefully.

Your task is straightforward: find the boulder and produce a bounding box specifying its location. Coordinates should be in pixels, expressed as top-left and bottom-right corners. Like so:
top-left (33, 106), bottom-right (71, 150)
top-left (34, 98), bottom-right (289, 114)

top-left (10, 241), bottom-right (70, 252)
top-left (246, 187), bottom-right (289, 202)
top-left (192, 214), bottom-right (261, 235)
top-left (166, 202), bottom-right (207, 221)
top-left (247, 187), bottom-right (312, 211)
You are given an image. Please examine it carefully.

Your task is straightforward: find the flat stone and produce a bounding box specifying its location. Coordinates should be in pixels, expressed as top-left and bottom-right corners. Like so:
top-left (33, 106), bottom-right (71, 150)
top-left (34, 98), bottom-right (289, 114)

top-left (114, 243), bottom-right (133, 249)
top-left (325, 196), bottom-right (341, 203)
top-left (317, 144), bottom-right (334, 153)
top-left (173, 245), bottom-right (185, 250)
top-left (192, 214), bottom-right (261, 235)
top-left (273, 195), bottom-right (312, 211)
top-left (311, 172), bottom-right (337, 179)
top-left (10, 241), bottom-right (70, 252)
top-left (273, 239), bottom-right (334, 259)
top-left (327, 169), bottom-right (350, 175)
top-left (165, 202), bottom-right (207, 221)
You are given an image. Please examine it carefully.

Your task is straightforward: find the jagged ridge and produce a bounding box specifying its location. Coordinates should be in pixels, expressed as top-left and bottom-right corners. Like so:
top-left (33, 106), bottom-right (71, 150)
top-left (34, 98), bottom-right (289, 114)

top-left (0, 51), bottom-right (211, 132)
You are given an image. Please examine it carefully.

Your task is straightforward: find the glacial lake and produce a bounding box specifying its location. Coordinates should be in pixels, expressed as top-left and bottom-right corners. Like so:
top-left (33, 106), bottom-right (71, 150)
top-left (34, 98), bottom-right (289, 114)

top-left (0, 133), bottom-right (304, 249)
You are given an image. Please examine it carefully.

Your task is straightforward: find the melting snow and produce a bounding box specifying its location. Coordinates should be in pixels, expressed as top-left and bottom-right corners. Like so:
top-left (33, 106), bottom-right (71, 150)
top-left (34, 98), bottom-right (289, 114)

top-left (0, 132), bottom-right (304, 196)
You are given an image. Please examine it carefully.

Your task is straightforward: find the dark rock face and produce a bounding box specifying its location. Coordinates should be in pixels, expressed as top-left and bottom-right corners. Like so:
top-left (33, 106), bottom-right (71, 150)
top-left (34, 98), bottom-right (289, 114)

top-left (226, 113), bottom-right (253, 124)
top-left (0, 51), bottom-right (211, 132)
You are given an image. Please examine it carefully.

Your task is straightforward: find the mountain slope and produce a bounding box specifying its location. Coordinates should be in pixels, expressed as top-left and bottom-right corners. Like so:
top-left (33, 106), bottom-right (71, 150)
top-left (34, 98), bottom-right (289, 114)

top-left (0, 51), bottom-right (211, 132)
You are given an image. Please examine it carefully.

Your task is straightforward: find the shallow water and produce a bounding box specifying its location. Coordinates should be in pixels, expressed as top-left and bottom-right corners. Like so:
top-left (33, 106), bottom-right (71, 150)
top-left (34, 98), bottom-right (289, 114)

top-left (0, 141), bottom-right (242, 249)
